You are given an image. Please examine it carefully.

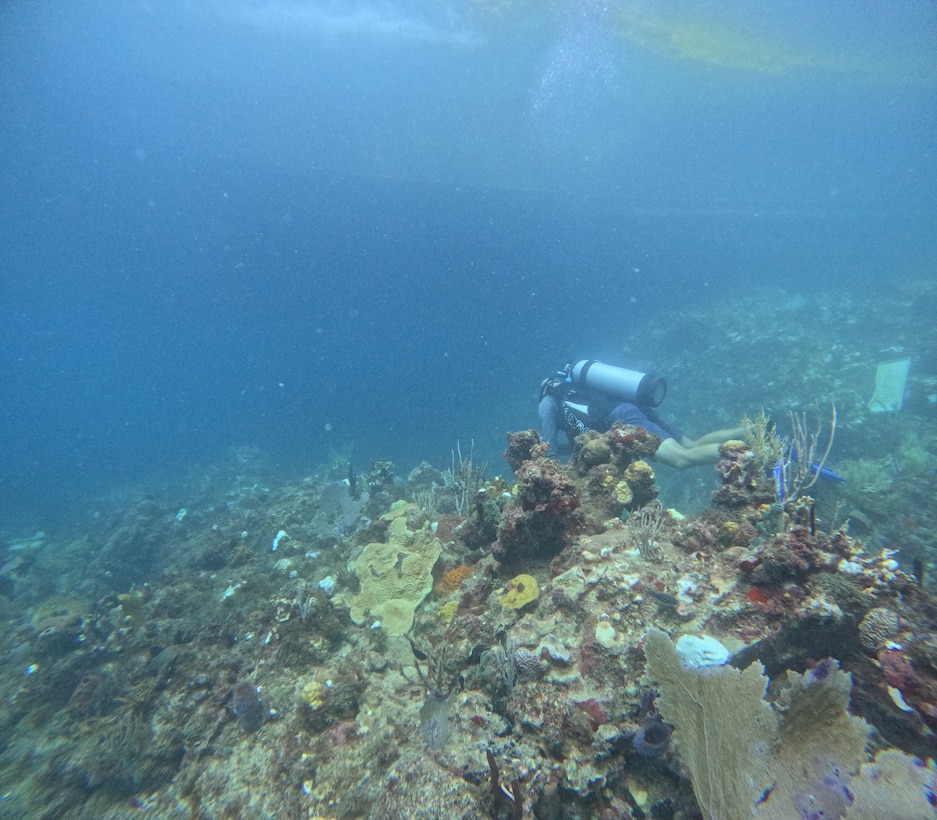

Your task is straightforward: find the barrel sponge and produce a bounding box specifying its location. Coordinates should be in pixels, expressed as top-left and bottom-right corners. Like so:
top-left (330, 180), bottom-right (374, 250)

top-left (345, 516), bottom-right (442, 636)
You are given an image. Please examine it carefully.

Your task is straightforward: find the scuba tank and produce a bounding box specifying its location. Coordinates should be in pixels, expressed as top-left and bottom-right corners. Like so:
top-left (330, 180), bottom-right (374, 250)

top-left (569, 360), bottom-right (666, 408)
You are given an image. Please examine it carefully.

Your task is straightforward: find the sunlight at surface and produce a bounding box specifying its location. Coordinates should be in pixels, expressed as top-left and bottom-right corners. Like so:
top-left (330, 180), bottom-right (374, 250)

top-left (612, 4), bottom-right (937, 84)
top-left (225, 1), bottom-right (937, 84)
top-left (239, 1), bottom-right (483, 45)
top-left (660, 22), bottom-right (813, 74)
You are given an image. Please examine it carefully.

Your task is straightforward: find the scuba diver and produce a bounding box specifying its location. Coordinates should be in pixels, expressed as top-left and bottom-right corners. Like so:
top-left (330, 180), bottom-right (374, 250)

top-left (538, 360), bottom-right (747, 469)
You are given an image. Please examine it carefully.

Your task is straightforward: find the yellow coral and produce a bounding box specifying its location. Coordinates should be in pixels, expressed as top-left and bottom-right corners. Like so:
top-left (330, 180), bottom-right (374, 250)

top-left (501, 574), bottom-right (539, 609)
top-left (300, 677), bottom-right (326, 709)
top-left (614, 480), bottom-right (634, 505)
top-left (623, 460), bottom-right (659, 507)
top-left (439, 600), bottom-right (459, 624)
top-left (486, 476), bottom-right (509, 495)
top-left (624, 460), bottom-right (655, 487)
top-left (380, 500), bottom-right (418, 522)
top-left (378, 599), bottom-right (419, 635)
top-left (338, 515), bottom-right (442, 636)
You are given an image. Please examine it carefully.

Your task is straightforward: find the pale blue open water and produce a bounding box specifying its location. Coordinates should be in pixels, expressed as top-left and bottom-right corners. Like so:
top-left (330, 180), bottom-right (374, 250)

top-left (2, 1), bottom-right (935, 521)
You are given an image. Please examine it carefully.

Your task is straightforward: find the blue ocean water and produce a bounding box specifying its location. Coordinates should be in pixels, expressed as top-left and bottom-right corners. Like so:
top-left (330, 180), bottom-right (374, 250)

top-left (1, 0), bottom-right (935, 521)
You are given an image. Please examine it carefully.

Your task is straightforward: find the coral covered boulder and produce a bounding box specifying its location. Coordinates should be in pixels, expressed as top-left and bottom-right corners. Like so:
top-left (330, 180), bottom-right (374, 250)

top-left (494, 456), bottom-right (580, 565)
top-left (503, 429), bottom-right (550, 473)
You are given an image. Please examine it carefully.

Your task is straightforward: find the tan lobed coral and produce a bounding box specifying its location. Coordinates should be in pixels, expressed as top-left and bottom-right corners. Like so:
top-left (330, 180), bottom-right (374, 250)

top-left (30, 596), bottom-right (87, 636)
top-left (340, 512), bottom-right (442, 636)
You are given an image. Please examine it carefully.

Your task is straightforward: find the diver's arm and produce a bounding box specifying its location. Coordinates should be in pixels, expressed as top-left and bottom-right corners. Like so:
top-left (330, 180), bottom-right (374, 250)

top-left (538, 395), bottom-right (562, 448)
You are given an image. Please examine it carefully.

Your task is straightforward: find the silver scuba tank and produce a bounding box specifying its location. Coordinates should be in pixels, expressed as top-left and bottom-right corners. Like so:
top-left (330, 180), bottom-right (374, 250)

top-left (569, 360), bottom-right (666, 408)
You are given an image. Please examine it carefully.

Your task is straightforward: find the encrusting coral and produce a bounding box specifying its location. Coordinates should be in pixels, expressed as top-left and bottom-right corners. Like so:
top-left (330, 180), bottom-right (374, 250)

top-left (500, 573), bottom-right (539, 610)
top-left (434, 564), bottom-right (475, 596)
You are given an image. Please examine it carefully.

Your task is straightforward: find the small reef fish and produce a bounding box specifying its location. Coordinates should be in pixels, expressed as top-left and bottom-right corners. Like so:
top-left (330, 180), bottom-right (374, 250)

top-left (647, 590), bottom-right (679, 608)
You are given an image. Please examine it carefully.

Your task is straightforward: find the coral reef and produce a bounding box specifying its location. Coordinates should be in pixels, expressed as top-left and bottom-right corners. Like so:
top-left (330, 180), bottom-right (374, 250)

top-left (3, 271), bottom-right (937, 820)
top-left (493, 424), bottom-right (667, 566)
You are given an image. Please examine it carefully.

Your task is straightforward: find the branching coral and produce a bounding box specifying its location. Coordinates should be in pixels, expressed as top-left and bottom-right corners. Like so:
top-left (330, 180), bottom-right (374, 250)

top-left (777, 405), bottom-right (837, 506)
top-left (628, 501), bottom-right (666, 560)
top-left (742, 409), bottom-right (785, 471)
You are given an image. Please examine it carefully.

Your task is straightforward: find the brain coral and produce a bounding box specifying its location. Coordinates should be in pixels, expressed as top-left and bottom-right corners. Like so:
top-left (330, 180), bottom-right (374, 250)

top-left (342, 515), bottom-right (442, 636)
top-left (858, 607), bottom-right (900, 653)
